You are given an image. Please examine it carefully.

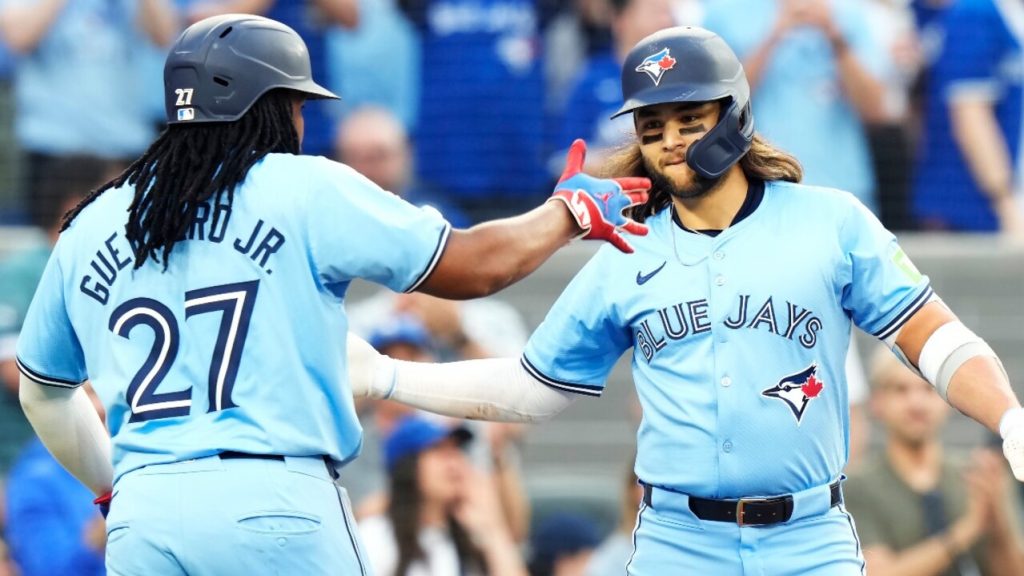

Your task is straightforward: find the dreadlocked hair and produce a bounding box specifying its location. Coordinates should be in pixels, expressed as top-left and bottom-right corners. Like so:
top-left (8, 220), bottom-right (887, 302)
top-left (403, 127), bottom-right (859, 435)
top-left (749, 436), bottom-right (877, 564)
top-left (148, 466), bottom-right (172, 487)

top-left (599, 134), bottom-right (803, 224)
top-left (60, 89), bottom-right (301, 270)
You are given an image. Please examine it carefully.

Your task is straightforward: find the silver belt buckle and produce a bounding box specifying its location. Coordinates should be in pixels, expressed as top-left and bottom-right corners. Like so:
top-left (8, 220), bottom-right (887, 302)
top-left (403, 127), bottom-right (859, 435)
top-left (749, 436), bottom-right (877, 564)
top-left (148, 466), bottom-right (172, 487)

top-left (735, 497), bottom-right (771, 526)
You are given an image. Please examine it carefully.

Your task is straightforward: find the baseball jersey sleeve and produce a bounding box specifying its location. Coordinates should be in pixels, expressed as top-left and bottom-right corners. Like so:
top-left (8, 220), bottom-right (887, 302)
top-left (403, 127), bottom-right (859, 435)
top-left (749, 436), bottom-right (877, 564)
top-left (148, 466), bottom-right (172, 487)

top-left (304, 157), bottom-right (451, 294)
top-left (15, 248), bottom-right (87, 388)
top-left (838, 197), bottom-right (932, 342)
top-left (521, 250), bottom-right (631, 396)
top-left (937, 0), bottom-right (1002, 103)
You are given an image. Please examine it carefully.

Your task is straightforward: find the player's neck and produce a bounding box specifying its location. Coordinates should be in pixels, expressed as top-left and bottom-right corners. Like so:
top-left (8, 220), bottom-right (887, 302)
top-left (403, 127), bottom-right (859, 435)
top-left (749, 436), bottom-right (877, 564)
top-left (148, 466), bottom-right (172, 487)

top-left (671, 167), bottom-right (748, 231)
top-left (887, 438), bottom-right (943, 492)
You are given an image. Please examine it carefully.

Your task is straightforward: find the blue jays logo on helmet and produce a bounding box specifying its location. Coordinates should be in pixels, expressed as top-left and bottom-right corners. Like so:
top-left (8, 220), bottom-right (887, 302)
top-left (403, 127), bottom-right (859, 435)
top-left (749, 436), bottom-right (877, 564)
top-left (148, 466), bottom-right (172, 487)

top-left (635, 48), bottom-right (677, 86)
top-left (762, 364), bottom-right (825, 425)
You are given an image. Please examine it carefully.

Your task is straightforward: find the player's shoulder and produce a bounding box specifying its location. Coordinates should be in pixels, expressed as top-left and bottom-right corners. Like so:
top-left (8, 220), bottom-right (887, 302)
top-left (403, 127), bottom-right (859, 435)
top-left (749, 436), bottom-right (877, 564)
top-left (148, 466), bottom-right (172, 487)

top-left (261, 153), bottom-right (382, 195)
top-left (765, 180), bottom-right (866, 216)
top-left (58, 182), bottom-right (133, 241)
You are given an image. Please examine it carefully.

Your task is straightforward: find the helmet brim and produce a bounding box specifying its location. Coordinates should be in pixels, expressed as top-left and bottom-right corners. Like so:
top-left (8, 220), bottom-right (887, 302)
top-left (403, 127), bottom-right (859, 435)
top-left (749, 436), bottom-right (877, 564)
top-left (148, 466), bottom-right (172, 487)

top-left (293, 80), bottom-right (340, 101)
top-left (611, 83), bottom-right (731, 119)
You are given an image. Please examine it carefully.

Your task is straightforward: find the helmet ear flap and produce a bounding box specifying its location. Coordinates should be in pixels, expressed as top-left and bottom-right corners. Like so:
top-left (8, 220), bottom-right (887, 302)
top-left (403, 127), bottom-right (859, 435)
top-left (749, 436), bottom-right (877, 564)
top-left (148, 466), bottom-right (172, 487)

top-left (685, 98), bottom-right (754, 179)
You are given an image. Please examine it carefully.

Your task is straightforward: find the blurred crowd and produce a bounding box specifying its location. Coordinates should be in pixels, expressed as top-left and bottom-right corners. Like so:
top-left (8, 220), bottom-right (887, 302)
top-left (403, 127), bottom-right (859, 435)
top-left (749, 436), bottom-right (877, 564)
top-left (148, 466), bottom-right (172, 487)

top-left (0, 0), bottom-right (1022, 574)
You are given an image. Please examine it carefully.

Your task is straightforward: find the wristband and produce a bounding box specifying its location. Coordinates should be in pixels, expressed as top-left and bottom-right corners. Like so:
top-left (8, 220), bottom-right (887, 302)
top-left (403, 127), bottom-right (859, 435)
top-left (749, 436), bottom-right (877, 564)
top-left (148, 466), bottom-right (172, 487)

top-left (1000, 407), bottom-right (1024, 439)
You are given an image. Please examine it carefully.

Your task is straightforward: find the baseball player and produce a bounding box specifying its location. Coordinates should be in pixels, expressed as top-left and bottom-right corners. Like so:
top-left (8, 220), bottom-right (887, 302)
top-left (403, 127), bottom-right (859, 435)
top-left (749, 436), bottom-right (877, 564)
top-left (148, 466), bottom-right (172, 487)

top-left (348, 27), bottom-right (1024, 575)
top-left (14, 14), bottom-right (649, 576)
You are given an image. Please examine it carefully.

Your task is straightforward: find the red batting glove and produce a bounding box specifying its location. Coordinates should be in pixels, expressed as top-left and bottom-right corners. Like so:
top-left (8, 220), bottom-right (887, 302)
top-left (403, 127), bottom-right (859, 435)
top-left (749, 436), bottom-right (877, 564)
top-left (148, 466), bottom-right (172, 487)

top-left (94, 491), bottom-right (112, 519)
top-left (547, 139), bottom-right (651, 253)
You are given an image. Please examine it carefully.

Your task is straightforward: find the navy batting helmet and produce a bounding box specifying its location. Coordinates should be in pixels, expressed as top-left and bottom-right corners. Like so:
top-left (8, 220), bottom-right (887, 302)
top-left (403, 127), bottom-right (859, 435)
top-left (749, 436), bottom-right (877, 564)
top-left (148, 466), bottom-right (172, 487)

top-left (164, 14), bottom-right (338, 125)
top-left (613, 26), bottom-right (754, 180)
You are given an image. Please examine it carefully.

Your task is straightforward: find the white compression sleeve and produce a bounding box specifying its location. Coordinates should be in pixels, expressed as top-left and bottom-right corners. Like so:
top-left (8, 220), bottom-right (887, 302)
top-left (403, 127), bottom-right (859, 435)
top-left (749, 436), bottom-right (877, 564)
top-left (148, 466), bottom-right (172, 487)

top-left (387, 357), bottom-right (576, 423)
top-left (19, 376), bottom-right (113, 495)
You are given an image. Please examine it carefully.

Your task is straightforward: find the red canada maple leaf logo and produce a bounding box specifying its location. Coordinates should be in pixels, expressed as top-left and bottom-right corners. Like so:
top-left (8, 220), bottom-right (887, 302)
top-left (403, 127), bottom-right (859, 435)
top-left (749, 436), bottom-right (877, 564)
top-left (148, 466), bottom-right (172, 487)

top-left (658, 55), bottom-right (676, 70)
top-left (802, 375), bottom-right (823, 398)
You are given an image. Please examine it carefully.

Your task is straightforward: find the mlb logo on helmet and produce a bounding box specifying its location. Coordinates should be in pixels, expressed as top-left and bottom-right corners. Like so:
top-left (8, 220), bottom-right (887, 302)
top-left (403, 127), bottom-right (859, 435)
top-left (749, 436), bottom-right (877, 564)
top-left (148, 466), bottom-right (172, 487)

top-left (635, 48), bottom-right (676, 86)
top-left (177, 108), bottom-right (195, 121)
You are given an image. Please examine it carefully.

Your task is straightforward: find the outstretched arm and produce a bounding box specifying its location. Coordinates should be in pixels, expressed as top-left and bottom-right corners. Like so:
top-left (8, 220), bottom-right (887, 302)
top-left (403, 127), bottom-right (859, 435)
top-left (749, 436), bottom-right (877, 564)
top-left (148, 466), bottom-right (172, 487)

top-left (891, 302), bottom-right (1024, 479)
top-left (347, 334), bottom-right (575, 422)
top-left (418, 140), bottom-right (649, 299)
top-left (19, 376), bottom-right (112, 496)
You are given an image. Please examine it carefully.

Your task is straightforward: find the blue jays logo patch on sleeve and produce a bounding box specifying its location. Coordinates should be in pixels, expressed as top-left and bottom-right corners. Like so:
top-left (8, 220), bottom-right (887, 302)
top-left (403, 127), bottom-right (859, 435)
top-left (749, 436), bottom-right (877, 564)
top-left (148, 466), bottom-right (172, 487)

top-left (636, 48), bottom-right (676, 86)
top-left (762, 364), bottom-right (824, 424)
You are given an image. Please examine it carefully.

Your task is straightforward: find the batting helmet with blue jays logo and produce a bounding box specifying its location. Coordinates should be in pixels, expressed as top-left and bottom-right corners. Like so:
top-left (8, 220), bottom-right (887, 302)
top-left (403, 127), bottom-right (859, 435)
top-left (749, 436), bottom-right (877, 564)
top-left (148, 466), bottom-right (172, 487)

top-left (613, 26), bottom-right (754, 180)
top-left (163, 14), bottom-right (338, 125)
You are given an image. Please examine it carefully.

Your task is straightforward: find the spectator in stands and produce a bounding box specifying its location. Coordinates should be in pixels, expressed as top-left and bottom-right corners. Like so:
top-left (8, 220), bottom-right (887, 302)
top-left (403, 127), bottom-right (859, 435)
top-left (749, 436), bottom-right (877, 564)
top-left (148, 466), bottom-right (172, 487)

top-left (5, 384), bottom-right (106, 576)
top-left (864, 0), bottom-right (922, 231)
top-left (553, 0), bottom-right (676, 170)
top-left (326, 0), bottom-right (419, 128)
top-left (0, 0), bottom-right (177, 225)
top-left (358, 415), bottom-right (527, 576)
top-left (583, 456), bottom-right (642, 576)
top-left (335, 105), bottom-right (471, 228)
top-left (341, 314), bottom-right (436, 518)
top-left (343, 314), bottom-right (531, 543)
top-left (911, 0), bottom-right (1024, 236)
top-left (843, 345), bottom-right (1024, 576)
top-left (702, 0), bottom-right (888, 214)
top-left (0, 156), bottom-right (117, 474)
top-left (397, 0), bottom-right (562, 223)
top-left (528, 512), bottom-right (600, 576)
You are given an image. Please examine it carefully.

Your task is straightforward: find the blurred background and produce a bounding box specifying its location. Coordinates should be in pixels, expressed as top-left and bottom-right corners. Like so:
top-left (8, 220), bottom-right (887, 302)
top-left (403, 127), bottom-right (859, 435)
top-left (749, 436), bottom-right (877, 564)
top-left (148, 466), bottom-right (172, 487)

top-left (1, 0), bottom-right (1023, 575)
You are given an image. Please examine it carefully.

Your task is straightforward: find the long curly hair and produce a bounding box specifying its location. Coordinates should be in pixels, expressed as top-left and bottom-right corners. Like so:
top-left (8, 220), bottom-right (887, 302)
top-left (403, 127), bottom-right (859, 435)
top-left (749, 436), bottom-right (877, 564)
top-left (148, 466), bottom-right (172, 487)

top-left (60, 89), bottom-right (300, 269)
top-left (599, 133), bottom-right (803, 223)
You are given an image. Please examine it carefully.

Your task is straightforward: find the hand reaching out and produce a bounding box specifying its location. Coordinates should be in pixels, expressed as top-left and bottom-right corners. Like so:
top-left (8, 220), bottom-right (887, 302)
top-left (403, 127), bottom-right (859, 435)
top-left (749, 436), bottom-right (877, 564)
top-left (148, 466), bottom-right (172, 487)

top-left (548, 139), bottom-right (651, 253)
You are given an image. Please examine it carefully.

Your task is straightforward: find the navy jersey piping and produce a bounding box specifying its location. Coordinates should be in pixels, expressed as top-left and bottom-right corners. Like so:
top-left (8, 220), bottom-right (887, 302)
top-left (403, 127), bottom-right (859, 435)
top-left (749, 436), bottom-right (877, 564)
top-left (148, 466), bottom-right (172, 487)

top-left (520, 356), bottom-right (603, 397)
top-left (404, 223), bottom-right (452, 293)
top-left (16, 357), bottom-right (83, 388)
top-left (873, 285), bottom-right (934, 341)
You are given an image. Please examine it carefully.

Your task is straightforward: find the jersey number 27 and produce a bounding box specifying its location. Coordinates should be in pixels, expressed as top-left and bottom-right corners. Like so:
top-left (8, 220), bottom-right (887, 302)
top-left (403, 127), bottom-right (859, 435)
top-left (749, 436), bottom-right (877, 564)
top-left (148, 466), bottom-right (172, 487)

top-left (108, 281), bottom-right (259, 422)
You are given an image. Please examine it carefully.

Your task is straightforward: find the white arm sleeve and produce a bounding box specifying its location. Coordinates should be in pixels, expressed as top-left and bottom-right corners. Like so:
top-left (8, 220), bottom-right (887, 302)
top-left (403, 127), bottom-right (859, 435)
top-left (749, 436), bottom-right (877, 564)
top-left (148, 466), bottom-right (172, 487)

top-left (388, 357), bottom-right (576, 422)
top-left (19, 376), bottom-right (113, 496)
top-left (347, 331), bottom-right (575, 422)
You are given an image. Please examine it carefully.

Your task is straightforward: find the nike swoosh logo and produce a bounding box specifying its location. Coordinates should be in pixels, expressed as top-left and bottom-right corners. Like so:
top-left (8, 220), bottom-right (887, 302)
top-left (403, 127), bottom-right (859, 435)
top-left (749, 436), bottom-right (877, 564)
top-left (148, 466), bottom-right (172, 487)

top-left (636, 261), bottom-right (667, 285)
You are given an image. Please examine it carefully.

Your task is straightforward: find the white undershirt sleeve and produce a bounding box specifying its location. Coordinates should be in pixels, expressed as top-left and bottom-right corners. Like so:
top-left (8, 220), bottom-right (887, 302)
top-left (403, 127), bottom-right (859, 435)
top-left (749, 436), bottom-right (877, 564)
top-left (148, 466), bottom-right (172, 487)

top-left (19, 376), bottom-right (113, 496)
top-left (387, 357), bottom-right (576, 423)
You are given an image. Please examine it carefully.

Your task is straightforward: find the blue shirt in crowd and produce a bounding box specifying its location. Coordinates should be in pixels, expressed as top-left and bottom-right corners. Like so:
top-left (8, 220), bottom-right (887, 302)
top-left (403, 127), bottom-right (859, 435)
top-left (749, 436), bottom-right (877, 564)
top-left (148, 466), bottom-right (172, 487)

top-left (912, 0), bottom-right (1024, 231)
top-left (703, 0), bottom-right (887, 213)
top-left (5, 439), bottom-right (105, 576)
top-left (3, 0), bottom-right (154, 158)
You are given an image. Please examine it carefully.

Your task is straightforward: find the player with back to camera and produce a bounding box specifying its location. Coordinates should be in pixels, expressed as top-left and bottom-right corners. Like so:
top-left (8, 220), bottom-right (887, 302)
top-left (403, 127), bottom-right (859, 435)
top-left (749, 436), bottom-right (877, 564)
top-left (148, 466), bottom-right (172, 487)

top-left (13, 13), bottom-right (650, 576)
top-left (349, 26), bottom-right (1024, 575)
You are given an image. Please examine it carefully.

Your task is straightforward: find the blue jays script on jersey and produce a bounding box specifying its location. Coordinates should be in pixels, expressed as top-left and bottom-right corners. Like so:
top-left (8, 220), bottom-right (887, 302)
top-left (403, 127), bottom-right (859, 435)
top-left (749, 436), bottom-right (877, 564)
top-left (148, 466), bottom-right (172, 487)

top-left (16, 154), bottom-right (450, 482)
top-left (523, 181), bottom-right (930, 498)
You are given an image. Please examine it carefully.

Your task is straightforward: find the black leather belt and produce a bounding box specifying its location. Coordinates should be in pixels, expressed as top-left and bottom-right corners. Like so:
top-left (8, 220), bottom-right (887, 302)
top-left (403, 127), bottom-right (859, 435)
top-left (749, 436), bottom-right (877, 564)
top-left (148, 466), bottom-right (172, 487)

top-left (218, 452), bottom-right (339, 480)
top-left (642, 480), bottom-right (842, 526)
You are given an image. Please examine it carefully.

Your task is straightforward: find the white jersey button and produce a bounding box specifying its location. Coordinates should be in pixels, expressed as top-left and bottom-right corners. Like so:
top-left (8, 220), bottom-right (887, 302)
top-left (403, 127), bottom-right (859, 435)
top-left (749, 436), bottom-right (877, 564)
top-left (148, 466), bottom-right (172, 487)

top-left (714, 275), bottom-right (726, 286)
top-left (720, 376), bottom-right (732, 387)
top-left (722, 440), bottom-right (733, 453)
top-left (713, 251), bottom-right (725, 260)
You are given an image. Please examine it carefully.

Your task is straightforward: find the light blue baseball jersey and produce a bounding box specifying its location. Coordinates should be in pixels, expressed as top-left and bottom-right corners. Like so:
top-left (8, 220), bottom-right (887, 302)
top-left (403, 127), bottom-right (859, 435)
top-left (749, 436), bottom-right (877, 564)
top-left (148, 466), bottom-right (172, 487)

top-left (16, 154), bottom-right (450, 483)
top-left (523, 181), bottom-right (930, 499)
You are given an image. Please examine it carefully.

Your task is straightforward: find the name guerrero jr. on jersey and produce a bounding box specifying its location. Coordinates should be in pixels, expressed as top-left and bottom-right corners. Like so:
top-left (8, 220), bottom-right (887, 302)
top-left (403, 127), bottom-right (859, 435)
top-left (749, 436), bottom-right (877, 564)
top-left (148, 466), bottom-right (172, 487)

top-left (79, 200), bottom-right (285, 306)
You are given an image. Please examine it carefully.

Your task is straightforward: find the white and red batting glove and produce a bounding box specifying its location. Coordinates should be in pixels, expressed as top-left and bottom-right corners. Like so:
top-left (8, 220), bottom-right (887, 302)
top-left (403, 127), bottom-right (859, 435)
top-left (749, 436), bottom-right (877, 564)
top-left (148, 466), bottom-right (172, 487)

top-left (1001, 407), bottom-right (1024, 481)
top-left (547, 139), bottom-right (651, 254)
